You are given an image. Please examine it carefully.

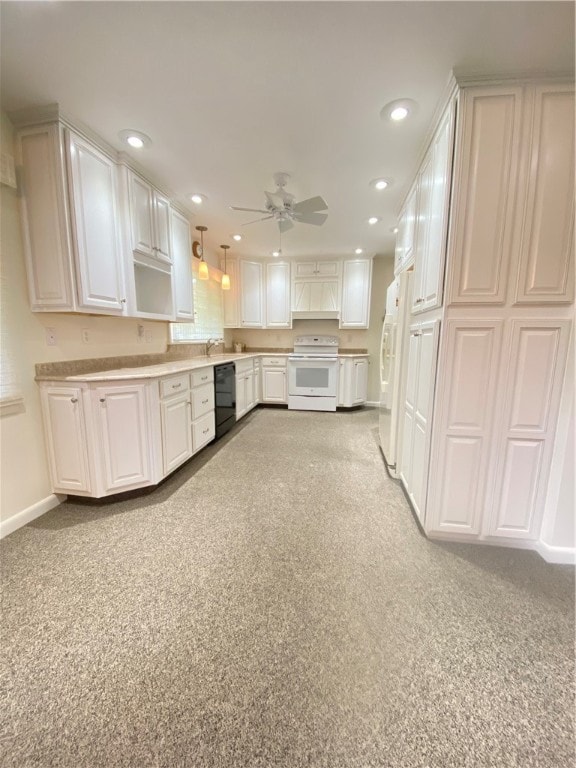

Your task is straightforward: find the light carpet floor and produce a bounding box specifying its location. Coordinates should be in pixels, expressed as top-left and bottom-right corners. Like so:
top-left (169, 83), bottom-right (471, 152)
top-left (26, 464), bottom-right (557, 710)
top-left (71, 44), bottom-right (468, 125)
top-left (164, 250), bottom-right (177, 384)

top-left (1, 407), bottom-right (574, 768)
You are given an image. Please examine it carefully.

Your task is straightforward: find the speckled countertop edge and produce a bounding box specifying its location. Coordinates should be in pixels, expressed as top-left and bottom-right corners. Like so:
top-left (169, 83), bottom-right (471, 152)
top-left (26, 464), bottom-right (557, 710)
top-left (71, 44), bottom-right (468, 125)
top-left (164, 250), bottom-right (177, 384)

top-left (36, 350), bottom-right (370, 382)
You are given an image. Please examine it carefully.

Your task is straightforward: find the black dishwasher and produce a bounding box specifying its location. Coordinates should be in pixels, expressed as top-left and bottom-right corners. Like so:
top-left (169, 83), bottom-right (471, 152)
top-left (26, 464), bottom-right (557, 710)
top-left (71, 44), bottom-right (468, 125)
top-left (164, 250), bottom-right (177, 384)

top-left (214, 362), bottom-right (236, 438)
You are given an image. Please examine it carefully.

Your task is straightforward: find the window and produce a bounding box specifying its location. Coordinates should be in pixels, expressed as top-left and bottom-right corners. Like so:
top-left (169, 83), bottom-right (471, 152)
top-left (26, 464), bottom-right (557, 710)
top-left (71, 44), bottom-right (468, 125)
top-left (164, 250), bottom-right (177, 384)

top-left (170, 261), bottom-right (224, 343)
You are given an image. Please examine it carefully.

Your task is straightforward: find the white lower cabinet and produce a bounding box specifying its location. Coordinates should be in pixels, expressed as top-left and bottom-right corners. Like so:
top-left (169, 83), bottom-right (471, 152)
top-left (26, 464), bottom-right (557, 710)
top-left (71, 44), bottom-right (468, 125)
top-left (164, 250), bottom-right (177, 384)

top-left (192, 411), bottom-right (215, 452)
top-left (261, 357), bottom-right (287, 403)
top-left (399, 319), bottom-right (440, 523)
top-left (93, 383), bottom-right (155, 494)
top-left (40, 386), bottom-right (92, 493)
top-left (40, 380), bottom-right (159, 497)
top-left (235, 359), bottom-right (257, 420)
top-left (161, 393), bottom-right (193, 475)
top-left (337, 357), bottom-right (369, 407)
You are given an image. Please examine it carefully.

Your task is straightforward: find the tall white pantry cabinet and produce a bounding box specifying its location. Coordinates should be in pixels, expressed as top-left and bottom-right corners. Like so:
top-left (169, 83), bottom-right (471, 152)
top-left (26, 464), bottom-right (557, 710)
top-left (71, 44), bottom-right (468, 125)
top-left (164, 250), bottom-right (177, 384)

top-left (396, 76), bottom-right (574, 550)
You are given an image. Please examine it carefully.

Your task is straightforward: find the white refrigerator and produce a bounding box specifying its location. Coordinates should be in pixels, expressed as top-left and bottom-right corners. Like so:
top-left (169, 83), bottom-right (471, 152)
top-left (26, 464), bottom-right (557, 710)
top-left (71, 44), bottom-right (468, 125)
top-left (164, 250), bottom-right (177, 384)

top-left (378, 270), bottom-right (413, 476)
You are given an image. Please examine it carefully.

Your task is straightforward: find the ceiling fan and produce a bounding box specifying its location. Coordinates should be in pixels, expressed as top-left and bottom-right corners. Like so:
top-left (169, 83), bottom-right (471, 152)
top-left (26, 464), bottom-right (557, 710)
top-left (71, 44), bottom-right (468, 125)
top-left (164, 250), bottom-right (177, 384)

top-left (230, 172), bottom-right (328, 233)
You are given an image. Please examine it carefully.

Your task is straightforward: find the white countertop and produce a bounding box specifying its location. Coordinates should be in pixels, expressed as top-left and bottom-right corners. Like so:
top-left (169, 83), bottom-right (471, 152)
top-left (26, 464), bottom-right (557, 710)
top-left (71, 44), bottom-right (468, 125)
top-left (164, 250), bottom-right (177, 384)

top-left (37, 352), bottom-right (370, 383)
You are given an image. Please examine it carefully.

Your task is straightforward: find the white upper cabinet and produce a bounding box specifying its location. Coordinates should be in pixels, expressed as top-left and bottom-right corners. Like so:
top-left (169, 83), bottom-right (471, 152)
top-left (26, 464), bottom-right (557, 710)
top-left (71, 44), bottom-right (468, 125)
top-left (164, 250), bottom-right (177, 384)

top-left (412, 103), bottom-right (455, 313)
top-left (239, 260), bottom-right (264, 327)
top-left (15, 123), bottom-right (126, 315)
top-left (170, 209), bottom-right (194, 321)
top-left (266, 262), bottom-right (291, 328)
top-left (514, 84), bottom-right (575, 304)
top-left (126, 170), bottom-right (172, 264)
top-left (340, 259), bottom-right (372, 328)
top-left (222, 258), bottom-right (239, 328)
top-left (294, 261), bottom-right (340, 277)
top-left (66, 131), bottom-right (125, 313)
top-left (395, 183), bottom-right (417, 275)
top-left (447, 86), bottom-right (524, 304)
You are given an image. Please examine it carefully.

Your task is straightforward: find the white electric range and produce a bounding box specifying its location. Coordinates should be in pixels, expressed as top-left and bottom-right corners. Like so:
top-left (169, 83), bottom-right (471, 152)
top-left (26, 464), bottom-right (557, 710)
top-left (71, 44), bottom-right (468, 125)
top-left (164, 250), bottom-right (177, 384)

top-left (287, 335), bottom-right (339, 411)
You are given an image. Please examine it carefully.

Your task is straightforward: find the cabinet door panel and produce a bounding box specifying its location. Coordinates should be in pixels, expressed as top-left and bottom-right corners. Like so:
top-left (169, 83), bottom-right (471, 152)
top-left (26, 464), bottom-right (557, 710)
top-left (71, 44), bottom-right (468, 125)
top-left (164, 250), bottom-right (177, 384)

top-left (515, 86), bottom-right (575, 303)
top-left (412, 153), bottom-right (432, 312)
top-left (161, 395), bottom-right (192, 474)
top-left (129, 173), bottom-right (154, 256)
top-left (67, 132), bottom-right (124, 312)
top-left (191, 382), bottom-right (215, 420)
top-left (353, 360), bottom-right (368, 404)
top-left (448, 88), bottom-right (523, 304)
top-left (96, 384), bottom-right (152, 492)
top-left (153, 192), bottom-right (172, 263)
top-left (421, 105), bottom-right (454, 311)
top-left (171, 210), bottom-right (194, 320)
top-left (317, 261), bottom-right (340, 276)
top-left (266, 262), bottom-right (291, 327)
top-left (341, 260), bottom-right (372, 328)
top-left (236, 374), bottom-right (248, 418)
top-left (192, 412), bottom-right (215, 451)
top-left (16, 125), bottom-right (74, 309)
top-left (240, 260), bottom-right (264, 327)
top-left (42, 388), bottom-right (91, 492)
top-left (295, 262), bottom-right (316, 277)
top-left (435, 436), bottom-right (483, 533)
top-left (262, 369), bottom-right (286, 403)
top-left (488, 319), bottom-right (571, 540)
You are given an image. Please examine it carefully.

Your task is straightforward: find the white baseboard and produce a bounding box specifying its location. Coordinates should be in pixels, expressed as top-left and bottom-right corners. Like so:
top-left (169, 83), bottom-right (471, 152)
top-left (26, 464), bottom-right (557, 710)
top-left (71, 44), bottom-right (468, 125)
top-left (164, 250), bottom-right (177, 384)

top-left (365, 400), bottom-right (380, 407)
top-left (535, 540), bottom-right (576, 565)
top-left (0, 493), bottom-right (66, 539)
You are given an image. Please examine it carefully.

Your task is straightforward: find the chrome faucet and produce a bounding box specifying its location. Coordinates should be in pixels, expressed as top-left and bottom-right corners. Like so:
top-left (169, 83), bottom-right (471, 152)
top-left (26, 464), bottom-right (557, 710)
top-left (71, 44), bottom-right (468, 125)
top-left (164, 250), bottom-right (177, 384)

top-left (206, 338), bottom-right (222, 356)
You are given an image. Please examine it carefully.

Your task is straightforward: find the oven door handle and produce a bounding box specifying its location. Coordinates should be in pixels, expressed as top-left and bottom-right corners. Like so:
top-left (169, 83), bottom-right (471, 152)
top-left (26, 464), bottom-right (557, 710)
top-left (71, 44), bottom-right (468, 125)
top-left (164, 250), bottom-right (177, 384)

top-left (289, 356), bottom-right (339, 362)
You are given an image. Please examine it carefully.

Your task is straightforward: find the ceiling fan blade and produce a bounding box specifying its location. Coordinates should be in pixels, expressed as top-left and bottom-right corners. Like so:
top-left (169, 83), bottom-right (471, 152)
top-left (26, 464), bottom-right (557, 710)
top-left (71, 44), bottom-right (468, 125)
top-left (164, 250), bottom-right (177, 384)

top-left (242, 215), bottom-right (274, 226)
top-left (278, 219), bottom-right (294, 234)
top-left (293, 196), bottom-right (328, 215)
top-left (294, 211), bottom-right (328, 226)
top-left (230, 206), bottom-right (270, 214)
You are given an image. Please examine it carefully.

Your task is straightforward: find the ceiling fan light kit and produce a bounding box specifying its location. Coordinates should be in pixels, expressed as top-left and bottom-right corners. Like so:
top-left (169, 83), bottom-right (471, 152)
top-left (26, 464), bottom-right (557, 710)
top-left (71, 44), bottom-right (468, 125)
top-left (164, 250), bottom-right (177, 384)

top-left (231, 172), bottom-right (329, 235)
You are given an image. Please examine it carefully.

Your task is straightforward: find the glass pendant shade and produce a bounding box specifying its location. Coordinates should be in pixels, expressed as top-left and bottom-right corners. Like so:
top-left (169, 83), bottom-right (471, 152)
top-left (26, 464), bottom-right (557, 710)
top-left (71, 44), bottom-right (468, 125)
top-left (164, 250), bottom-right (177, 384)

top-left (220, 244), bottom-right (231, 291)
top-left (196, 225), bottom-right (209, 280)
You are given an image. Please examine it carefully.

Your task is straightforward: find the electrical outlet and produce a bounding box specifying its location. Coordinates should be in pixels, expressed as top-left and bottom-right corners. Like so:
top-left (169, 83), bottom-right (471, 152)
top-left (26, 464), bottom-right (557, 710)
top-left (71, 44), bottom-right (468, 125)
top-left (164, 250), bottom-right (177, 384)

top-left (81, 329), bottom-right (90, 344)
top-left (46, 327), bottom-right (57, 346)
top-left (137, 324), bottom-right (145, 343)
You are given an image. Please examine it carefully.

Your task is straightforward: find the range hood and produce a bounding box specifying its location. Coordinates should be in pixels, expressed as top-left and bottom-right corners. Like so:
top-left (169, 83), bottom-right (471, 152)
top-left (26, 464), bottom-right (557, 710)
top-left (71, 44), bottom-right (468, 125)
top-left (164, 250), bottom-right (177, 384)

top-left (291, 310), bottom-right (340, 320)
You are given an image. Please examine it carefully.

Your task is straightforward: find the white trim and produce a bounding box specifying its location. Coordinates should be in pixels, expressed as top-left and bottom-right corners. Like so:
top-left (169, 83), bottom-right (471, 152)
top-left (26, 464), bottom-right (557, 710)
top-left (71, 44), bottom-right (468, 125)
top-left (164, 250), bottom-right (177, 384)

top-left (365, 400), bottom-right (380, 407)
top-left (0, 493), bottom-right (66, 539)
top-left (535, 540), bottom-right (576, 565)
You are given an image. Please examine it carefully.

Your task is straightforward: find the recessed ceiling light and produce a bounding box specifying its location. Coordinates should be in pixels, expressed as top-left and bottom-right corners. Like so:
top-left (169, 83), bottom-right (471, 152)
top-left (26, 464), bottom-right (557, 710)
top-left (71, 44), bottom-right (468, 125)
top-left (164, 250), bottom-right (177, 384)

top-left (368, 217), bottom-right (380, 225)
top-left (380, 99), bottom-right (417, 123)
top-left (391, 226), bottom-right (399, 234)
top-left (355, 248), bottom-right (363, 255)
top-left (118, 129), bottom-right (151, 149)
top-left (190, 194), bottom-right (206, 205)
top-left (232, 234), bottom-right (242, 241)
top-left (272, 250), bottom-right (280, 258)
top-left (370, 178), bottom-right (392, 191)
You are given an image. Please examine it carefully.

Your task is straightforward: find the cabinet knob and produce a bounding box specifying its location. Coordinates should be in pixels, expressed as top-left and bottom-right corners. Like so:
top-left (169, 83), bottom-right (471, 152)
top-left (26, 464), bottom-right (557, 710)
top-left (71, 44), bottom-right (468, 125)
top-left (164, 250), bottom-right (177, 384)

top-left (203, 428), bottom-right (209, 435)
top-left (70, 397), bottom-right (78, 403)
top-left (99, 397), bottom-right (106, 402)
top-left (121, 298), bottom-right (127, 304)
top-left (202, 398), bottom-right (209, 404)
top-left (172, 383), bottom-right (182, 389)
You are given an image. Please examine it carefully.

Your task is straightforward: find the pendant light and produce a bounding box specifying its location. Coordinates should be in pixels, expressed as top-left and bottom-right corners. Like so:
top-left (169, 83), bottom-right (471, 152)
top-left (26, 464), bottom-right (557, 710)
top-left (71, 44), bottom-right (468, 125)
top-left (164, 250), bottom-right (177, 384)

top-left (196, 225), bottom-right (209, 280)
top-left (220, 244), bottom-right (231, 291)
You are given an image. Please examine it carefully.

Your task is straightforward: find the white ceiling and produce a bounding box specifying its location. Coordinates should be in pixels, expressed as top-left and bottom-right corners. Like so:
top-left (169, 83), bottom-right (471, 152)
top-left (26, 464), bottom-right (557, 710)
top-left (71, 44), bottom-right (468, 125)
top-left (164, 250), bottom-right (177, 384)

top-left (1, 1), bottom-right (574, 260)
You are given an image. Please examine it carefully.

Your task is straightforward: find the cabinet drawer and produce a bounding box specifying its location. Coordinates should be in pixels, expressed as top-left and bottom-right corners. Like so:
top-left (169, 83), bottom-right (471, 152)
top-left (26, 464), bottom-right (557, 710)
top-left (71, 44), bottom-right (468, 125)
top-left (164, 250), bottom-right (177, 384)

top-left (261, 356), bottom-right (287, 367)
top-left (192, 411), bottom-right (215, 451)
top-left (191, 367), bottom-right (214, 388)
top-left (160, 373), bottom-right (190, 399)
top-left (191, 382), bottom-right (214, 419)
top-left (235, 358), bottom-right (254, 375)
